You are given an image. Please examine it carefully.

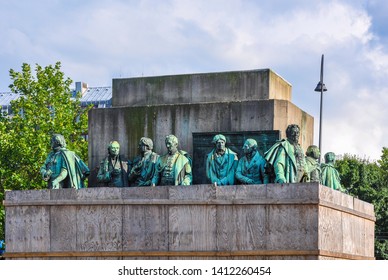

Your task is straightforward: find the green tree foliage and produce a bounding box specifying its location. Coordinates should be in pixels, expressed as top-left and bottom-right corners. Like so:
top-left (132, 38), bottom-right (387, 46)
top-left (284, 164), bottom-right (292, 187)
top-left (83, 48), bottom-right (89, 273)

top-left (0, 62), bottom-right (91, 241)
top-left (336, 148), bottom-right (388, 259)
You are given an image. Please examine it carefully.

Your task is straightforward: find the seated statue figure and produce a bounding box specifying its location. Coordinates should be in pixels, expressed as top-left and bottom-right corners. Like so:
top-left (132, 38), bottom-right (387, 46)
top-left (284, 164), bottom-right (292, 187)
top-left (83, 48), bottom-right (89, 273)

top-left (305, 145), bottom-right (321, 183)
top-left (235, 139), bottom-right (269, 184)
top-left (264, 124), bottom-right (308, 183)
top-left (40, 133), bottom-right (90, 189)
top-left (152, 134), bottom-right (192, 186)
top-left (321, 152), bottom-right (346, 192)
top-left (206, 134), bottom-right (238, 186)
top-left (128, 137), bottom-right (159, 187)
top-left (97, 141), bottom-right (129, 187)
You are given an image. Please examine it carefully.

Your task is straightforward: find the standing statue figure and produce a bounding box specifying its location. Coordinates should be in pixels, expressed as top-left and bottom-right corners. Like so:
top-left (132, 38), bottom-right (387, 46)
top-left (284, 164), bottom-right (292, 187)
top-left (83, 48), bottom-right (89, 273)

top-left (128, 137), bottom-right (159, 187)
top-left (264, 124), bottom-right (308, 183)
top-left (321, 152), bottom-right (345, 192)
top-left (235, 139), bottom-right (269, 185)
top-left (305, 145), bottom-right (321, 183)
top-left (152, 135), bottom-right (192, 186)
top-left (206, 134), bottom-right (238, 186)
top-left (97, 141), bottom-right (129, 187)
top-left (40, 133), bottom-right (90, 189)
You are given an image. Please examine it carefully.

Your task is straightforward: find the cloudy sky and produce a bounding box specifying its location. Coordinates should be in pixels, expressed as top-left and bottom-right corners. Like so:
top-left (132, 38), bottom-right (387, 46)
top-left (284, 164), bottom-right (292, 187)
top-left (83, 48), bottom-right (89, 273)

top-left (0, 0), bottom-right (387, 161)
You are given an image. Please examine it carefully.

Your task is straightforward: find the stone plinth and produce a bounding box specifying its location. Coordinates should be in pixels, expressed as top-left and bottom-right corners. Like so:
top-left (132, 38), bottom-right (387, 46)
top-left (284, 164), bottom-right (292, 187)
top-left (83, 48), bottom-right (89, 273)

top-left (112, 69), bottom-right (292, 107)
top-left (4, 183), bottom-right (375, 260)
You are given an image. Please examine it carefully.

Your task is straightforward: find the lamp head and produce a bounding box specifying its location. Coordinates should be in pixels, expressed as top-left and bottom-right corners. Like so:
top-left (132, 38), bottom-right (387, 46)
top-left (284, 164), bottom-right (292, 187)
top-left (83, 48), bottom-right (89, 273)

top-left (314, 81), bottom-right (327, 92)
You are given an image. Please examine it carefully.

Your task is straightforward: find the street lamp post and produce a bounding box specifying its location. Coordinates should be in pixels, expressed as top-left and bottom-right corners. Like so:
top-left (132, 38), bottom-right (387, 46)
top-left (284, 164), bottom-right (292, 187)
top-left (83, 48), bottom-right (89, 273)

top-left (314, 54), bottom-right (327, 163)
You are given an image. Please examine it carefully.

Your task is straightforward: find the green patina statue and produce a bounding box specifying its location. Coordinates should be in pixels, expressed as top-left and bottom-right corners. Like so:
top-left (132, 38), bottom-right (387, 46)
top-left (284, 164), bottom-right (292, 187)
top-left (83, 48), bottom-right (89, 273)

top-left (97, 141), bottom-right (129, 187)
top-left (264, 124), bottom-right (308, 183)
top-left (236, 138), bottom-right (269, 184)
top-left (206, 134), bottom-right (238, 186)
top-left (305, 145), bottom-right (321, 183)
top-left (321, 152), bottom-right (346, 192)
top-left (128, 137), bottom-right (159, 187)
top-left (40, 133), bottom-right (90, 189)
top-left (152, 134), bottom-right (192, 186)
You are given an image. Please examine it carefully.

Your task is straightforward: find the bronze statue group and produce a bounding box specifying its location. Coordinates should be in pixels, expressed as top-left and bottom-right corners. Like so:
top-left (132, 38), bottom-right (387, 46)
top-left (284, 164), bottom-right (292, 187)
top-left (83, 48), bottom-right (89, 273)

top-left (40, 124), bottom-right (344, 192)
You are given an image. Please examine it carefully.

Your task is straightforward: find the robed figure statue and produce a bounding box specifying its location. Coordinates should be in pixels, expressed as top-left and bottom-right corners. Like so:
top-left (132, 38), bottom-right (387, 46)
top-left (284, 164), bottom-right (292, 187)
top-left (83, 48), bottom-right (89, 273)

top-left (206, 134), bottom-right (238, 186)
top-left (235, 138), bottom-right (269, 185)
top-left (265, 124), bottom-right (308, 183)
top-left (97, 140), bottom-right (129, 187)
top-left (41, 134), bottom-right (90, 189)
top-left (128, 137), bottom-right (159, 187)
top-left (152, 135), bottom-right (192, 186)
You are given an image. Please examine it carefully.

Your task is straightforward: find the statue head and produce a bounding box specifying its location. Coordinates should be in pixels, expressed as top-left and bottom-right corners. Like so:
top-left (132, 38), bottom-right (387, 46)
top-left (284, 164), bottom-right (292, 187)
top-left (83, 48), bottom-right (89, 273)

top-left (242, 138), bottom-right (257, 156)
top-left (165, 134), bottom-right (178, 155)
top-left (286, 124), bottom-right (300, 144)
top-left (107, 141), bottom-right (120, 157)
top-left (306, 145), bottom-right (320, 160)
top-left (324, 152), bottom-right (336, 164)
top-left (212, 134), bottom-right (226, 153)
top-left (51, 134), bottom-right (66, 150)
top-left (139, 137), bottom-right (153, 153)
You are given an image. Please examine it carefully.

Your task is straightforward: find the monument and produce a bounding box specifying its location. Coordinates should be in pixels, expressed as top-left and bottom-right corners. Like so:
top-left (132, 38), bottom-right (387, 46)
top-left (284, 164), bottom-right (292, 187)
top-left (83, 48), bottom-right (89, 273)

top-left (3, 69), bottom-right (375, 260)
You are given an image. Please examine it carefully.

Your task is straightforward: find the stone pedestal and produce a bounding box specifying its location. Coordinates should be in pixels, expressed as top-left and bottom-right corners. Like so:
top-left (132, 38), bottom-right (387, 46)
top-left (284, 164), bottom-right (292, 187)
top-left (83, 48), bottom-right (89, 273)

top-left (4, 183), bottom-right (375, 260)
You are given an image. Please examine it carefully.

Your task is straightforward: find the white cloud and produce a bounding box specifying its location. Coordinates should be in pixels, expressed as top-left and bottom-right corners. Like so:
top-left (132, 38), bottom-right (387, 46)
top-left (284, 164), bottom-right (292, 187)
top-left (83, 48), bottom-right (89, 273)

top-left (0, 0), bottom-right (387, 160)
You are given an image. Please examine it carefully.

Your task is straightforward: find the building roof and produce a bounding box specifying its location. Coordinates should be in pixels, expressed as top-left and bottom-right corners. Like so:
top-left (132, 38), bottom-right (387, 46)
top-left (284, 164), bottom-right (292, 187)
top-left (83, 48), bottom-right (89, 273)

top-left (0, 92), bottom-right (20, 107)
top-left (78, 86), bottom-right (112, 107)
top-left (0, 84), bottom-right (112, 108)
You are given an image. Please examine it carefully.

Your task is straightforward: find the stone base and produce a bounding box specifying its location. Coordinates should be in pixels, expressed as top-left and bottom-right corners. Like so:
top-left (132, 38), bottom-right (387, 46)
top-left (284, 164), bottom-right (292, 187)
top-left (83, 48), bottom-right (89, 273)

top-left (4, 183), bottom-right (375, 260)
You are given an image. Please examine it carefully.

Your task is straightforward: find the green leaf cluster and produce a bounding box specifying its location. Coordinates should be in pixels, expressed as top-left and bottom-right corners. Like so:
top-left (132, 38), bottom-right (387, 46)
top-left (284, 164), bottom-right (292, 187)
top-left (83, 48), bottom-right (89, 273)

top-left (0, 62), bottom-right (92, 241)
top-left (336, 148), bottom-right (388, 259)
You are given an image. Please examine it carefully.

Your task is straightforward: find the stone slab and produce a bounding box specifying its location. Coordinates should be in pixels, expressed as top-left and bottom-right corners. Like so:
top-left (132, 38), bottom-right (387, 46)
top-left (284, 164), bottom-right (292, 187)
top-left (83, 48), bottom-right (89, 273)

top-left (4, 184), bottom-right (375, 259)
top-left (112, 69), bottom-right (292, 107)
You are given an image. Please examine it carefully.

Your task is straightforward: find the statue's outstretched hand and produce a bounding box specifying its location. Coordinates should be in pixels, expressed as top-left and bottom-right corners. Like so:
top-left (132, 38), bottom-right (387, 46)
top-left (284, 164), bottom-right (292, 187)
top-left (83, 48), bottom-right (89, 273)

top-left (42, 170), bottom-right (52, 181)
top-left (52, 179), bottom-right (59, 189)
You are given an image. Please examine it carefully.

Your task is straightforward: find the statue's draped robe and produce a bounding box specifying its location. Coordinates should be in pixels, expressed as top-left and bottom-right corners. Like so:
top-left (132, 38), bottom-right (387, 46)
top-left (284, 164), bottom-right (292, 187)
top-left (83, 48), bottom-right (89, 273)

top-left (128, 151), bottom-right (159, 187)
top-left (305, 156), bottom-right (321, 183)
top-left (97, 155), bottom-right (129, 187)
top-left (152, 151), bottom-right (192, 186)
top-left (265, 139), bottom-right (306, 183)
top-left (206, 148), bottom-right (238, 185)
top-left (41, 148), bottom-right (89, 189)
top-left (236, 151), bottom-right (269, 184)
top-left (321, 163), bottom-right (344, 191)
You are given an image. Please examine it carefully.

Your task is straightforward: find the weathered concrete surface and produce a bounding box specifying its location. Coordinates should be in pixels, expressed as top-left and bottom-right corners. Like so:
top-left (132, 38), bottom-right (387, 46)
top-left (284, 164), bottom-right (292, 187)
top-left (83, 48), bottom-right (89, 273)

top-left (4, 183), bottom-right (375, 260)
top-left (112, 69), bottom-right (292, 107)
